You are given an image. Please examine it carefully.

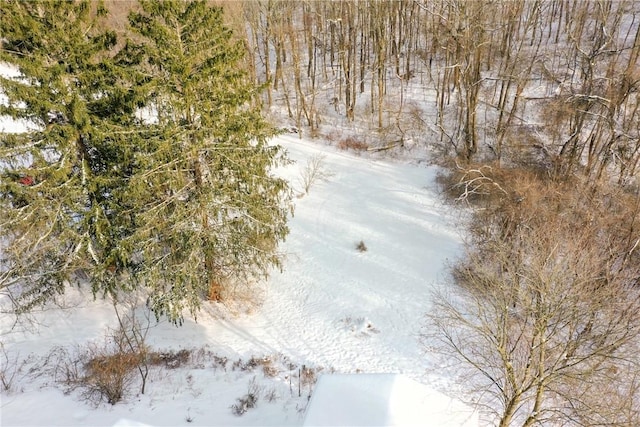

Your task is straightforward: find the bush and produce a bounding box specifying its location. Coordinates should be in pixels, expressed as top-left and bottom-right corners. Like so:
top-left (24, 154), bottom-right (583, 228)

top-left (83, 348), bottom-right (140, 405)
top-left (231, 392), bottom-right (258, 416)
top-left (49, 342), bottom-right (138, 406)
top-left (231, 378), bottom-right (261, 416)
top-left (49, 315), bottom-right (149, 406)
top-left (436, 162), bottom-right (513, 206)
top-left (149, 349), bottom-right (191, 369)
top-left (337, 136), bottom-right (368, 152)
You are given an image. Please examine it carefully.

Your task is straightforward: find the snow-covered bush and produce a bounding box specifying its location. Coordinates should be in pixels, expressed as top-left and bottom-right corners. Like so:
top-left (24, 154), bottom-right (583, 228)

top-left (231, 378), bottom-right (261, 416)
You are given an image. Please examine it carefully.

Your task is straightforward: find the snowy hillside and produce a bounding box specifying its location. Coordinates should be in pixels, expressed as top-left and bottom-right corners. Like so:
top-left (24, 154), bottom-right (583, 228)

top-left (1, 129), bottom-right (468, 425)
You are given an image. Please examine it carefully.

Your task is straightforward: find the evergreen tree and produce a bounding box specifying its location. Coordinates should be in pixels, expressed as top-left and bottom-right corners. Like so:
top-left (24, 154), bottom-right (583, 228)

top-left (0, 0), bottom-right (149, 312)
top-left (0, 0), bottom-right (291, 324)
top-left (127, 0), bottom-right (291, 322)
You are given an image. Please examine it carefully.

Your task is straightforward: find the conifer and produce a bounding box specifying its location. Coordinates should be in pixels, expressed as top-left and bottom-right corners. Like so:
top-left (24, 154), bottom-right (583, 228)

top-left (1, 0), bottom-right (148, 311)
top-left (127, 0), bottom-right (291, 322)
top-left (0, 0), bottom-right (290, 324)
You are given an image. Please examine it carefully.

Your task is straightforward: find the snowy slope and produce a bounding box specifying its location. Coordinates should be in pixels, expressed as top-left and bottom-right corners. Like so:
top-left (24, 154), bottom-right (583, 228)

top-left (1, 119), bottom-right (467, 424)
top-left (250, 135), bottom-right (462, 376)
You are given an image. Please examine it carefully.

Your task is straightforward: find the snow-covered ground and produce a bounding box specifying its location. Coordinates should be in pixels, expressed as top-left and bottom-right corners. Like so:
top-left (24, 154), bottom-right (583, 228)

top-left (0, 128), bottom-right (469, 425)
top-left (304, 373), bottom-right (477, 426)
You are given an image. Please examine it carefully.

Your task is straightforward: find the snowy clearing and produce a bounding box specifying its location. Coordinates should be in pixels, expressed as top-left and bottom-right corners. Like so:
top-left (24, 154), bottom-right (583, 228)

top-left (1, 128), bottom-right (468, 425)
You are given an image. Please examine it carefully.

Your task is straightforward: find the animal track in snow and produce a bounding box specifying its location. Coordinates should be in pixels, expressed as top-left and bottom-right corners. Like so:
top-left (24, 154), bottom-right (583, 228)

top-left (337, 316), bottom-right (380, 337)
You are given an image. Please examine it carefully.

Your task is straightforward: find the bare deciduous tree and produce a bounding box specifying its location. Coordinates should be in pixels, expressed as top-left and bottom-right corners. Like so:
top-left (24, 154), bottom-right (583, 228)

top-left (424, 185), bottom-right (640, 426)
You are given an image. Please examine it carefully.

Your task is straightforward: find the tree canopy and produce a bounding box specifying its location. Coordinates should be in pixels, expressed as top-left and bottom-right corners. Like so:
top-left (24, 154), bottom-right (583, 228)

top-left (0, 0), bottom-right (290, 324)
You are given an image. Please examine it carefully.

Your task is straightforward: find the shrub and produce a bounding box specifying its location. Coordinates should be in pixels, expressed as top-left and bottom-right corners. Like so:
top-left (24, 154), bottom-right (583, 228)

top-left (50, 342), bottom-right (139, 406)
top-left (337, 136), bottom-right (368, 152)
top-left (231, 355), bottom-right (280, 378)
top-left (356, 240), bottom-right (367, 252)
top-left (231, 378), bottom-right (261, 416)
top-left (436, 162), bottom-right (512, 206)
top-left (231, 392), bottom-right (258, 416)
top-left (149, 349), bottom-right (191, 369)
top-left (261, 359), bottom-right (279, 378)
top-left (84, 349), bottom-right (140, 405)
top-left (49, 318), bottom-right (148, 406)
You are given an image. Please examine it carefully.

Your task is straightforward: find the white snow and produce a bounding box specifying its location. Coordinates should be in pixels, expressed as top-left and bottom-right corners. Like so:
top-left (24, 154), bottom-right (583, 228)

top-left (1, 67), bottom-right (472, 425)
top-left (113, 420), bottom-right (153, 427)
top-left (0, 63), bottom-right (38, 133)
top-left (0, 62), bottom-right (22, 80)
top-left (303, 373), bottom-right (478, 426)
